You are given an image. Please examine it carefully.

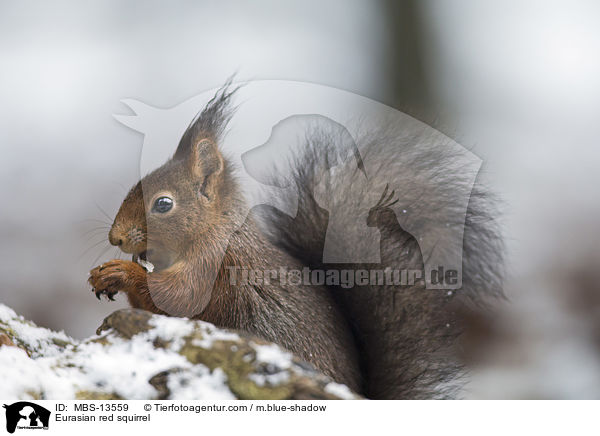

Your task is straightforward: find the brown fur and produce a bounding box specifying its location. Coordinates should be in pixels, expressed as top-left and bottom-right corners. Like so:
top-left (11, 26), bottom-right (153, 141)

top-left (89, 82), bottom-right (504, 399)
top-left (89, 86), bottom-right (361, 392)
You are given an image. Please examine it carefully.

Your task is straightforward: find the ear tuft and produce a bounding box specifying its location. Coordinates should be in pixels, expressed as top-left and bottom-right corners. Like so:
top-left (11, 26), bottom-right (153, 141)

top-left (173, 77), bottom-right (239, 201)
top-left (174, 77), bottom-right (240, 160)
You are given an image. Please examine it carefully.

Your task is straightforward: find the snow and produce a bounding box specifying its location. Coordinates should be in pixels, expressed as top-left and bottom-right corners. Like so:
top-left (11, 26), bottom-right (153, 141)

top-left (0, 304), bottom-right (17, 320)
top-left (190, 324), bottom-right (240, 349)
top-left (0, 303), bottom-right (355, 399)
top-left (0, 304), bottom-right (71, 358)
top-left (251, 343), bottom-right (293, 369)
top-left (324, 382), bottom-right (356, 400)
top-left (70, 336), bottom-right (193, 399)
top-left (147, 315), bottom-right (195, 351)
top-left (248, 371), bottom-right (290, 387)
top-left (0, 303), bottom-right (233, 399)
top-left (0, 344), bottom-right (82, 399)
top-left (167, 367), bottom-right (235, 400)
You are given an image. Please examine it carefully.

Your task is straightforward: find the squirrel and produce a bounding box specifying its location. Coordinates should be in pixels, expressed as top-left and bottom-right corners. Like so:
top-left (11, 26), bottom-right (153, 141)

top-left (89, 82), bottom-right (503, 399)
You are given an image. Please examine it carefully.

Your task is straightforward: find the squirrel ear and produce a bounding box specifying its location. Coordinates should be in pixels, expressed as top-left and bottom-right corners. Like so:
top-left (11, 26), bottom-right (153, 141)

top-left (189, 139), bottom-right (224, 200)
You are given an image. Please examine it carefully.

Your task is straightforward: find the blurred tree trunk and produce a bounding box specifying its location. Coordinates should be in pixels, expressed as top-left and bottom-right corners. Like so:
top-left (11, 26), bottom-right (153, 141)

top-left (380, 1), bottom-right (448, 133)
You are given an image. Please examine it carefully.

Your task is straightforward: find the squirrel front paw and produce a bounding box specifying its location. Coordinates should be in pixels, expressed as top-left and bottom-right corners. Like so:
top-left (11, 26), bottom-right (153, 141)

top-left (89, 260), bottom-right (146, 301)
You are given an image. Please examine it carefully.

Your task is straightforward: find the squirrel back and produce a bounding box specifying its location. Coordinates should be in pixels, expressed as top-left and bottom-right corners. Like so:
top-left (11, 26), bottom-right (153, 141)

top-left (91, 83), bottom-right (503, 399)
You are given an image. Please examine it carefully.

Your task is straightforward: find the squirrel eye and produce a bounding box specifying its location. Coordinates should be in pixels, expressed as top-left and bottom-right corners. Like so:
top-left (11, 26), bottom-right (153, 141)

top-left (152, 196), bottom-right (173, 213)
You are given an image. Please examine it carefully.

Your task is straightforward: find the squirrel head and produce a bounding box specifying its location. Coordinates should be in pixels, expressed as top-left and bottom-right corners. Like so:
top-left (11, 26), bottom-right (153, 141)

top-left (108, 83), bottom-right (239, 271)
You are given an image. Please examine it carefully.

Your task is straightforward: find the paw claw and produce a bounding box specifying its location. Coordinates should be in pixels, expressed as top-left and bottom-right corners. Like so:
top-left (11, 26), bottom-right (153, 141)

top-left (93, 287), bottom-right (116, 301)
top-left (88, 259), bottom-right (143, 302)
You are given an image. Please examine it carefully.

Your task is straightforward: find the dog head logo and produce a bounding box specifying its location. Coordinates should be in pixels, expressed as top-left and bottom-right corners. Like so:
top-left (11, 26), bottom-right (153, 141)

top-left (113, 80), bottom-right (482, 317)
top-left (3, 402), bottom-right (50, 433)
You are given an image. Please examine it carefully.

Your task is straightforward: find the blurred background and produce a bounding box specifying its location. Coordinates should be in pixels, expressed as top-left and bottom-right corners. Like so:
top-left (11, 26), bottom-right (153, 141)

top-left (1, 0), bottom-right (599, 398)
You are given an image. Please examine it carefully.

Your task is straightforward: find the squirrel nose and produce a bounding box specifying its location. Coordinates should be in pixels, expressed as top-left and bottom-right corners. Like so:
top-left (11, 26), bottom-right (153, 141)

top-left (108, 229), bottom-right (123, 247)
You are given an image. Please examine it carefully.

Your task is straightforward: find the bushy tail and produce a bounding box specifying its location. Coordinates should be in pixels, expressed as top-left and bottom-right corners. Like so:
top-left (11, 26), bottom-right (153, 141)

top-left (259, 121), bottom-right (504, 399)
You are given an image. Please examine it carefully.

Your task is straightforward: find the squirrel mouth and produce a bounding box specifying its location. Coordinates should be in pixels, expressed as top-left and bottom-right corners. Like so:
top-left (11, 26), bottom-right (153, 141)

top-left (132, 251), bottom-right (154, 273)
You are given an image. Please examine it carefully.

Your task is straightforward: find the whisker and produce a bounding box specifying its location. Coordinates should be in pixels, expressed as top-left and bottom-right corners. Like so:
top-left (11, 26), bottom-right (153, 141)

top-left (82, 234), bottom-right (109, 248)
top-left (91, 244), bottom-right (113, 267)
top-left (111, 180), bottom-right (130, 194)
top-left (113, 247), bottom-right (123, 261)
top-left (77, 218), bottom-right (112, 226)
top-left (80, 238), bottom-right (110, 258)
top-left (79, 226), bottom-right (110, 238)
top-left (94, 201), bottom-right (114, 223)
